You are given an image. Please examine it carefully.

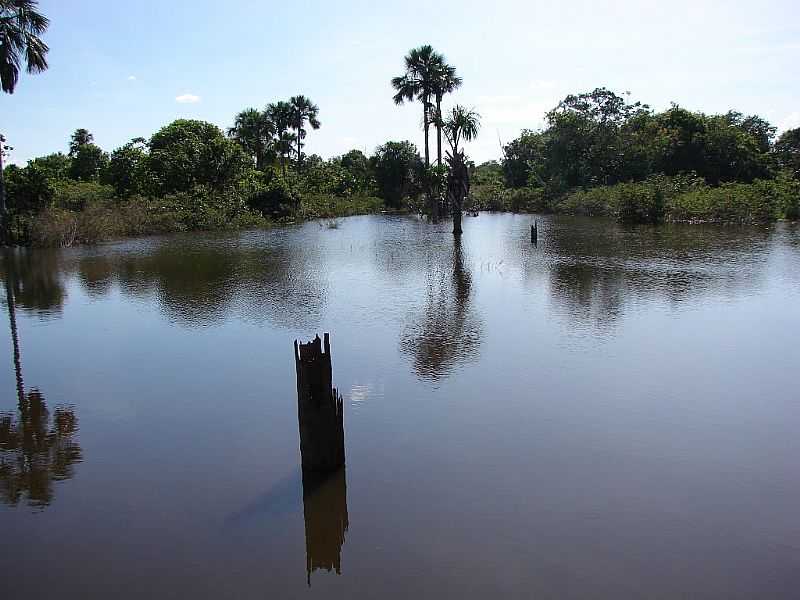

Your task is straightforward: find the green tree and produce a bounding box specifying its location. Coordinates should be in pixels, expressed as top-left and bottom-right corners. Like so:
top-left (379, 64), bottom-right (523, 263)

top-left (288, 95), bottom-right (320, 166)
top-left (266, 101), bottom-right (294, 176)
top-left (228, 108), bottom-right (275, 170)
top-left (107, 137), bottom-right (147, 196)
top-left (68, 143), bottom-right (108, 182)
top-left (774, 127), bottom-right (800, 179)
top-left (68, 128), bottom-right (93, 157)
top-left (391, 45), bottom-right (443, 169)
top-left (340, 149), bottom-right (373, 193)
top-left (371, 141), bottom-right (423, 208)
top-left (441, 105), bottom-right (480, 157)
top-left (28, 152), bottom-right (70, 180)
top-left (147, 119), bottom-right (249, 194)
top-left (502, 130), bottom-right (548, 188)
top-left (0, 0), bottom-right (50, 222)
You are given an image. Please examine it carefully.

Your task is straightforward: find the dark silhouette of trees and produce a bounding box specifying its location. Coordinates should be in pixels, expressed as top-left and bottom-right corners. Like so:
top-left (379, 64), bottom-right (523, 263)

top-left (289, 95), bottom-right (320, 167)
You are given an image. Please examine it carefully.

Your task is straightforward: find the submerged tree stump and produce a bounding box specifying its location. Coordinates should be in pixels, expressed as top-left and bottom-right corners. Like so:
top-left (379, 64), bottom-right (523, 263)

top-left (302, 467), bottom-right (349, 586)
top-left (294, 333), bottom-right (345, 474)
top-left (531, 221), bottom-right (538, 245)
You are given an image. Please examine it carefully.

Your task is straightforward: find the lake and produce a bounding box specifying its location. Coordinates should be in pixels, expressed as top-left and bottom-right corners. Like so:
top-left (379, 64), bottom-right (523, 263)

top-left (2, 213), bottom-right (799, 599)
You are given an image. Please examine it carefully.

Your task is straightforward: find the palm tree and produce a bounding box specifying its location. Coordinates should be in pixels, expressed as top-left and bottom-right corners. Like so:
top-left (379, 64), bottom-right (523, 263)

top-left (228, 108), bottom-right (275, 170)
top-left (431, 61), bottom-right (462, 166)
top-left (442, 106), bottom-right (480, 235)
top-left (68, 128), bottom-right (93, 157)
top-left (288, 95), bottom-right (320, 167)
top-left (391, 45), bottom-right (442, 169)
top-left (442, 105), bottom-right (481, 156)
top-left (0, 0), bottom-right (50, 224)
top-left (266, 101), bottom-right (294, 176)
top-left (0, 0), bottom-right (49, 94)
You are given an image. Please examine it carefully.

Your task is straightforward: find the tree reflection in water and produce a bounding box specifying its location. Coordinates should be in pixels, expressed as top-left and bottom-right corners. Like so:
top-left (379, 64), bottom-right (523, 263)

top-left (400, 237), bottom-right (482, 381)
top-left (1, 251), bottom-right (82, 508)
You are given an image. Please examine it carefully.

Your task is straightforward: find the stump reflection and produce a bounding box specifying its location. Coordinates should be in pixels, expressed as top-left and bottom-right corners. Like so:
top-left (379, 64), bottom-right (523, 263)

top-left (302, 467), bottom-right (349, 586)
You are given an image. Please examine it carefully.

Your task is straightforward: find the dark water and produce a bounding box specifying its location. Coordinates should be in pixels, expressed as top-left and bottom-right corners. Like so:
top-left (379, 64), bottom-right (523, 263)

top-left (1, 214), bottom-right (799, 599)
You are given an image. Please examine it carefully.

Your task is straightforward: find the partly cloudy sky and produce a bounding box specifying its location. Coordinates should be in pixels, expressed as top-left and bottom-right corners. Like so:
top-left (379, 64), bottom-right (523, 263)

top-left (5, 0), bottom-right (799, 165)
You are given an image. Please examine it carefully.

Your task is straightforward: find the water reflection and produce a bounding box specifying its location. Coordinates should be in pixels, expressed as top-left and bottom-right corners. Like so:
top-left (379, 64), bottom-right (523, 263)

top-left (302, 468), bottom-right (349, 586)
top-left (400, 237), bottom-right (482, 380)
top-left (1, 257), bottom-right (82, 508)
top-left (0, 249), bottom-right (67, 317)
top-left (72, 234), bottom-right (327, 328)
top-left (0, 389), bottom-right (82, 508)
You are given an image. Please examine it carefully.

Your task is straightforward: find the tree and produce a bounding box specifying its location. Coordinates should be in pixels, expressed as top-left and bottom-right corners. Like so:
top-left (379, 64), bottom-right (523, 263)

top-left (775, 127), bottom-right (800, 179)
top-left (148, 119), bottom-right (249, 194)
top-left (0, 0), bottom-right (50, 224)
top-left (107, 138), bottom-right (147, 196)
top-left (371, 141), bottom-right (423, 208)
top-left (430, 59), bottom-right (462, 166)
top-left (441, 105), bottom-right (480, 157)
top-left (288, 95), bottom-right (320, 166)
top-left (340, 149), bottom-right (373, 193)
top-left (441, 106), bottom-right (480, 234)
top-left (68, 128), bottom-right (93, 157)
top-left (391, 45), bottom-right (443, 169)
top-left (68, 143), bottom-right (108, 182)
top-left (266, 101), bottom-right (294, 176)
top-left (228, 108), bottom-right (275, 170)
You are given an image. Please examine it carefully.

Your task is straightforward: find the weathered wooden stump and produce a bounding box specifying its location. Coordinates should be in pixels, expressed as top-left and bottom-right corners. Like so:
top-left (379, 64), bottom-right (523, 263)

top-left (531, 220), bottom-right (538, 245)
top-left (294, 333), bottom-right (345, 474)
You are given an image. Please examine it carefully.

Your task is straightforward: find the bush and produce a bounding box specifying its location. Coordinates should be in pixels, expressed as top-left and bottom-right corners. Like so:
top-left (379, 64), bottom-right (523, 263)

top-left (300, 194), bottom-right (384, 219)
top-left (51, 180), bottom-right (115, 211)
top-left (246, 176), bottom-right (301, 218)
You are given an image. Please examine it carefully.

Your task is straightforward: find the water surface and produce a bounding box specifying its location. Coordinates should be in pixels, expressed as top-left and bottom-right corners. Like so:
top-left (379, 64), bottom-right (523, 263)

top-left (2, 214), bottom-right (799, 599)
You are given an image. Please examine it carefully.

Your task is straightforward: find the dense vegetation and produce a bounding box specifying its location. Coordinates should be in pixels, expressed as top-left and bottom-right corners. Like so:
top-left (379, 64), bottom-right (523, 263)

top-left (1, 116), bottom-right (431, 246)
top-left (1, 0), bottom-right (797, 247)
top-left (472, 88), bottom-right (800, 223)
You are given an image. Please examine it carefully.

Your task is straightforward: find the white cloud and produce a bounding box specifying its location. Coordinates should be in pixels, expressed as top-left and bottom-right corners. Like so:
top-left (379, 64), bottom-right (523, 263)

top-left (175, 93), bottom-right (200, 104)
top-left (127, 75), bottom-right (137, 81)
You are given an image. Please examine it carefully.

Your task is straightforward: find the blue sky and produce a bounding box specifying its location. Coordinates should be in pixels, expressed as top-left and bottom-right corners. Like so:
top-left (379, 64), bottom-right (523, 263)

top-left (4, 0), bottom-right (799, 165)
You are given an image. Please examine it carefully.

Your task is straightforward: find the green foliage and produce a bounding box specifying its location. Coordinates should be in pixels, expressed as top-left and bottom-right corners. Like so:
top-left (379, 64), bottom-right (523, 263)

top-left (148, 119), bottom-right (250, 194)
top-left (245, 174), bottom-right (300, 218)
top-left (503, 90), bottom-right (779, 192)
top-left (107, 138), bottom-right (147, 196)
top-left (51, 180), bottom-right (114, 211)
top-left (0, 0), bottom-right (50, 94)
top-left (299, 194), bottom-right (384, 219)
top-left (372, 141), bottom-right (423, 208)
top-left (4, 162), bottom-right (53, 213)
top-left (28, 152), bottom-right (71, 180)
top-left (775, 128), bottom-right (800, 179)
top-left (68, 143), bottom-right (108, 182)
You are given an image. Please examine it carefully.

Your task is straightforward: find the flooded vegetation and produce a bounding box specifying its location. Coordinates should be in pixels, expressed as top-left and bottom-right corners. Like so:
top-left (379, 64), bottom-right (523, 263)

top-left (1, 213), bottom-right (799, 597)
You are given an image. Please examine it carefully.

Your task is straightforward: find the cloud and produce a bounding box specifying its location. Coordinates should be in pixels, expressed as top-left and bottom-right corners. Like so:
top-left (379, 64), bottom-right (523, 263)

top-left (175, 93), bottom-right (200, 104)
top-left (127, 75), bottom-right (137, 81)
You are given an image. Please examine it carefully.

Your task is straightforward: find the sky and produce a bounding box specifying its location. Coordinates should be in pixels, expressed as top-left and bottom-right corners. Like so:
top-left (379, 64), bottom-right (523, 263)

top-left (4, 0), bottom-right (799, 166)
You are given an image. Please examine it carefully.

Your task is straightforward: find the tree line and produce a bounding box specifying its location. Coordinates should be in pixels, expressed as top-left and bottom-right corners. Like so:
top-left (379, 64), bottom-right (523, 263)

top-left (485, 87), bottom-right (800, 222)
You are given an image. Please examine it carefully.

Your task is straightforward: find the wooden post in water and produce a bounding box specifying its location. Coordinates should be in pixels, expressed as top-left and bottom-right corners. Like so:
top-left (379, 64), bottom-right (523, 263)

top-left (530, 220), bottom-right (538, 245)
top-left (294, 333), bottom-right (345, 474)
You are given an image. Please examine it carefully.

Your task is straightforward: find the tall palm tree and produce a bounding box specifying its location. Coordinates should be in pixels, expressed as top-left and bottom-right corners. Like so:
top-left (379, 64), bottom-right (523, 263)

top-left (228, 108), bottom-right (275, 170)
top-left (288, 95), bottom-right (320, 167)
top-left (391, 45), bottom-right (442, 169)
top-left (266, 101), bottom-right (294, 176)
top-left (442, 106), bottom-right (480, 235)
top-left (431, 61), bottom-right (462, 166)
top-left (0, 0), bottom-right (50, 224)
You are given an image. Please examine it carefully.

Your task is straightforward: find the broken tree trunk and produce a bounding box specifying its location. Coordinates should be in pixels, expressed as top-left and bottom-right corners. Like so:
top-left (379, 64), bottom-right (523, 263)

top-left (531, 221), bottom-right (538, 245)
top-left (294, 333), bottom-right (345, 474)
